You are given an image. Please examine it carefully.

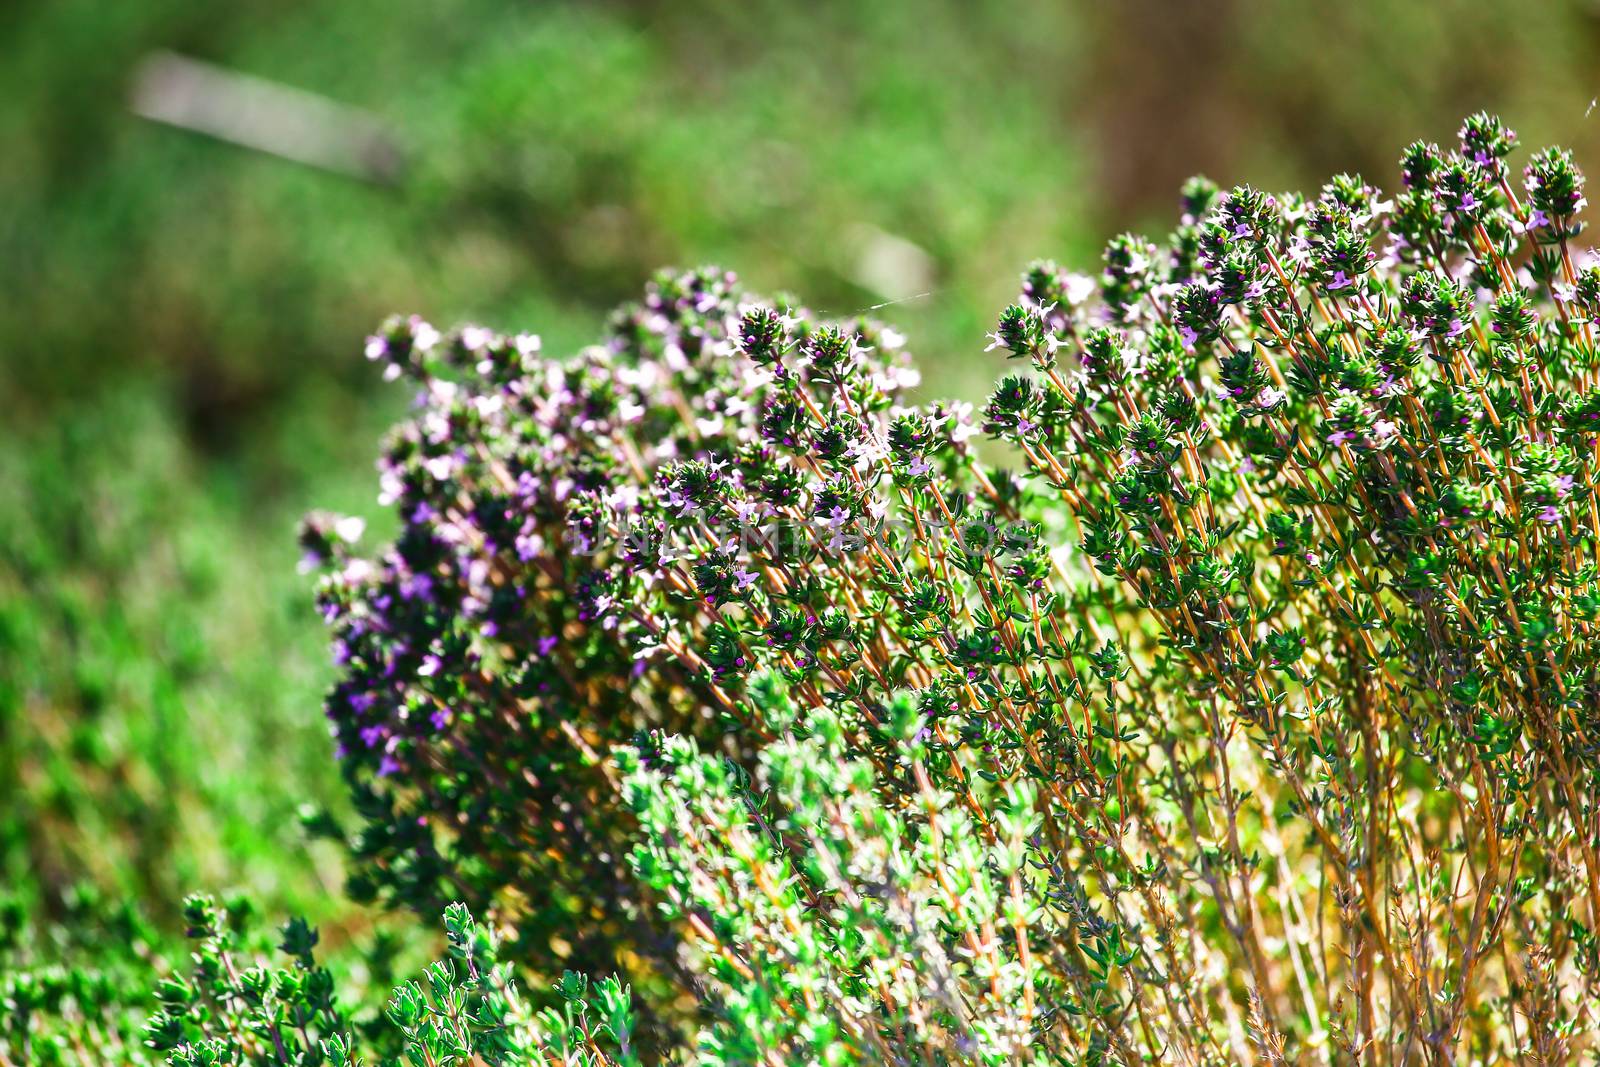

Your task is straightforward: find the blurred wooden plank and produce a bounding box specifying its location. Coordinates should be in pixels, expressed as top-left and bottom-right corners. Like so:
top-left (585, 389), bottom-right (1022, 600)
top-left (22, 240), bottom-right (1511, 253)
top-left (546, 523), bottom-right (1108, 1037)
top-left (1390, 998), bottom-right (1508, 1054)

top-left (130, 51), bottom-right (403, 183)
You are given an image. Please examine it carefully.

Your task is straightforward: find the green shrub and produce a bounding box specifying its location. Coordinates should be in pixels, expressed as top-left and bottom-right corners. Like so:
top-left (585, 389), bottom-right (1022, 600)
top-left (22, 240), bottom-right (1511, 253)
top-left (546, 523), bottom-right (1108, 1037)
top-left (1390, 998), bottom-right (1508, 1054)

top-left (289, 112), bottom-right (1600, 1062)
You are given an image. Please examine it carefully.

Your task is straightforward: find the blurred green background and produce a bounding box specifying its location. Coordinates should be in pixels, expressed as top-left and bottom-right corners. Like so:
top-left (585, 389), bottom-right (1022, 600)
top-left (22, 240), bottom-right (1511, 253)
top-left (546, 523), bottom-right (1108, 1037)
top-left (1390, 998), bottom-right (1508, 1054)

top-left (6, 0), bottom-right (1600, 946)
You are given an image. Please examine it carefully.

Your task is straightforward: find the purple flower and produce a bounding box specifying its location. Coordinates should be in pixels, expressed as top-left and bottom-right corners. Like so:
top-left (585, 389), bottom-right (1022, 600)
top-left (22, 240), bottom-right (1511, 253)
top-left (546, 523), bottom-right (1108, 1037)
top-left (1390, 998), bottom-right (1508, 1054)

top-left (399, 572), bottom-right (434, 601)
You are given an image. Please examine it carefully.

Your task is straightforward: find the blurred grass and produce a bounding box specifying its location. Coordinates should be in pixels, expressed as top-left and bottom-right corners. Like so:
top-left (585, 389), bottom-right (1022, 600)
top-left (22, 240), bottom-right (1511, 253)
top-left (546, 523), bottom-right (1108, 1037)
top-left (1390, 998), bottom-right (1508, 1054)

top-left (5, 0), bottom-right (1600, 944)
top-left (0, 384), bottom-right (392, 932)
top-left (1, 0), bottom-right (1099, 421)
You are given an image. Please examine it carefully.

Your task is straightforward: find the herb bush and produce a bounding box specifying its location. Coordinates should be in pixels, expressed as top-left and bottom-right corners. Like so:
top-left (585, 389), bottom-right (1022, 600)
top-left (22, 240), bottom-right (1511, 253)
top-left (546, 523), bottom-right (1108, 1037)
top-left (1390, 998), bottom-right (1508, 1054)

top-left (13, 112), bottom-right (1600, 1066)
top-left (279, 111), bottom-right (1600, 1063)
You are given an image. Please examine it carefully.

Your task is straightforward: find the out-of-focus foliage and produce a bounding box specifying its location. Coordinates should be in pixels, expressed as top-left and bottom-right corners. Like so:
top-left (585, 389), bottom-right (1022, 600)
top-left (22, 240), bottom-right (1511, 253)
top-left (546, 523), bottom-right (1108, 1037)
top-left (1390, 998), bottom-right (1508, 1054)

top-left (1, 0), bottom-right (1099, 418)
top-left (0, 386), bottom-right (381, 925)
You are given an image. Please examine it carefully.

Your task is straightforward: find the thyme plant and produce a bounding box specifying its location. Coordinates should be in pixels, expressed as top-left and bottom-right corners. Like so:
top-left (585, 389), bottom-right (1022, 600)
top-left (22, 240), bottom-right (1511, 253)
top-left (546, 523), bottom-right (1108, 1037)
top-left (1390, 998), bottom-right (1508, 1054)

top-left (295, 112), bottom-right (1600, 1063)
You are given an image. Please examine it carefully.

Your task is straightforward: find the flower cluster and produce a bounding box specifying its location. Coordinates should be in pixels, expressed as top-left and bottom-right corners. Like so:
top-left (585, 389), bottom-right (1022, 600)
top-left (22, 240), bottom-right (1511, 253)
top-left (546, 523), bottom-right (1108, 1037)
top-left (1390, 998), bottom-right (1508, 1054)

top-left (290, 113), bottom-right (1600, 1062)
